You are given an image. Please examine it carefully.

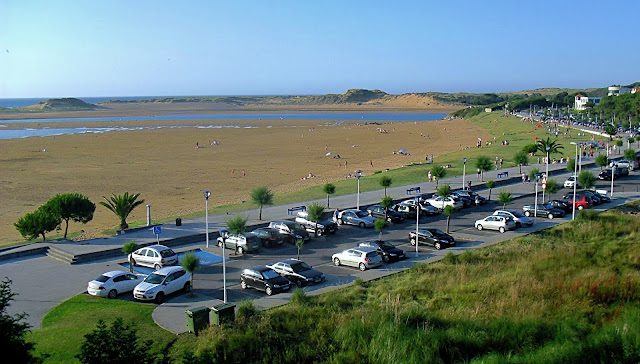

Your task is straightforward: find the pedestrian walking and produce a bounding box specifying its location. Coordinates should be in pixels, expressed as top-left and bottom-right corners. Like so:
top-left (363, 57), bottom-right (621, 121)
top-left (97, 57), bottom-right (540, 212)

top-left (467, 180), bottom-right (472, 190)
top-left (477, 168), bottom-right (481, 178)
top-left (428, 171), bottom-right (432, 182)
top-left (522, 173), bottom-right (526, 184)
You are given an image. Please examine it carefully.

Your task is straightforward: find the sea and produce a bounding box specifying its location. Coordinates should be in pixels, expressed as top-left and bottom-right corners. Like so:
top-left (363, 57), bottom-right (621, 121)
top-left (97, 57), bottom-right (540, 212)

top-left (0, 97), bottom-right (449, 140)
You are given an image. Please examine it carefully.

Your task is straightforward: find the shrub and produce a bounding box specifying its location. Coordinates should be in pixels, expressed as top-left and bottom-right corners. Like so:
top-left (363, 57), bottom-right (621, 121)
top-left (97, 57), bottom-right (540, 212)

top-left (441, 252), bottom-right (457, 265)
top-left (236, 300), bottom-right (258, 323)
top-left (290, 288), bottom-right (310, 306)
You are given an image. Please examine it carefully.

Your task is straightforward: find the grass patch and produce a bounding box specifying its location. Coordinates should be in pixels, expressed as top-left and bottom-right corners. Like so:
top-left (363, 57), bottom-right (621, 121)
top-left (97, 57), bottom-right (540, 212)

top-left (28, 294), bottom-right (190, 363)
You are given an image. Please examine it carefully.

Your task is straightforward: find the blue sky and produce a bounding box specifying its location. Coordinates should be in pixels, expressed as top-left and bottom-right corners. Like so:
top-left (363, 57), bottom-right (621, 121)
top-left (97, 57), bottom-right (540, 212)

top-left (1, 0), bottom-right (638, 98)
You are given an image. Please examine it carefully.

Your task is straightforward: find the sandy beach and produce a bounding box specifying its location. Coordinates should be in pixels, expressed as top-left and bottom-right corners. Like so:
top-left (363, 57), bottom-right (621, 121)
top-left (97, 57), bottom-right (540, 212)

top-left (0, 105), bottom-right (485, 246)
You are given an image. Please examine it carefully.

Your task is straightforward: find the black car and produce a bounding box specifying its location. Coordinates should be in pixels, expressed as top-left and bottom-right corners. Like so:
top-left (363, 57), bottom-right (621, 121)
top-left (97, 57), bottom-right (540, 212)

top-left (390, 203), bottom-right (416, 219)
top-left (240, 266), bottom-right (291, 296)
top-left (408, 227), bottom-right (455, 250)
top-left (367, 205), bottom-right (405, 223)
top-left (591, 191), bottom-right (611, 203)
top-left (453, 190), bottom-right (486, 205)
top-left (267, 259), bottom-right (325, 287)
top-left (450, 194), bottom-right (472, 207)
top-left (358, 239), bottom-right (406, 262)
top-left (598, 169), bottom-right (613, 180)
top-left (251, 227), bottom-right (287, 247)
top-left (522, 203), bottom-right (565, 219)
top-left (548, 199), bottom-right (573, 214)
top-left (580, 190), bottom-right (601, 205)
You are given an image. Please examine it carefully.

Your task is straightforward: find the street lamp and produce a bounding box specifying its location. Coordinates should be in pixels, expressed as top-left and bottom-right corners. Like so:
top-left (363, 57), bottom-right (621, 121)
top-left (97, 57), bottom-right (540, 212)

top-left (570, 142), bottom-right (579, 220)
top-left (219, 229), bottom-right (228, 303)
top-left (543, 146), bottom-right (550, 202)
top-left (611, 165), bottom-right (616, 198)
top-left (462, 158), bottom-right (467, 190)
top-left (414, 195), bottom-right (420, 257)
top-left (203, 190), bottom-right (211, 248)
top-left (534, 174), bottom-right (539, 224)
top-left (355, 170), bottom-right (362, 210)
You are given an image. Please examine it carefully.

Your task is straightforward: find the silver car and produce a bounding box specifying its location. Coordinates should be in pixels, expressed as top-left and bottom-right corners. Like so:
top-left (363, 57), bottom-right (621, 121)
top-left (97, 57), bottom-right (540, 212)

top-left (474, 215), bottom-right (515, 233)
top-left (128, 245), bottom-right (178, 270)
top-left (334, 209), bottom-right (376, 228)
top-left (493, 209), bottom-right (533, 228)
top-left (332, 247), bottom-right (383, 271)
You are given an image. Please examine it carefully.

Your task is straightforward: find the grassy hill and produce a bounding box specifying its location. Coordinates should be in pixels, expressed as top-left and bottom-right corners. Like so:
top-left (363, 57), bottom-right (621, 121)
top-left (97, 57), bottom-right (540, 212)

top-left (20, 98), bottom-right (101, 111)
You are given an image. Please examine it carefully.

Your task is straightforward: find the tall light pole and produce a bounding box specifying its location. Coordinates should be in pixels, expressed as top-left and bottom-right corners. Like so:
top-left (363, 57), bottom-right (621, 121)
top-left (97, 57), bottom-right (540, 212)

top-left (611, 165), bottom-right (616, 198)
top-left (356, 170), bottom-right (362, 209)
top-left (462, 158), bottom-right (467, 190)
top-left (570, 142), bottom-right (578, 220)
top-left (543, 146), bottom-right (550, 202)
top-left (534, 175), bottom-right (539, 224)
top-left (414, 195), bottom-right (420, 257)
top-left (203, 190), bottom-right (211, 248)
top-left (219, 229), bottom-right (228, 303)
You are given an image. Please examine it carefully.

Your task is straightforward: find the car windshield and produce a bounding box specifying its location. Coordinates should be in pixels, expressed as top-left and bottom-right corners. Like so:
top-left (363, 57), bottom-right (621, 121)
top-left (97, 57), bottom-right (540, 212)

top-left (428, 228), bottom-right (446, 236)
top-left (95, 275), bottom-right (110, 283)
top-left (542, 203), bottom-right (553, 209)
top-left (144, 273), bottom-right (166, 284)
top-left (378, 241), bottom-right (394, 249)
top-left (159, 249), bottom-right (175, 257)
top-left (366, 252), bottom-right (378, 258)
top-left (261, 269), bottom-right (280, 280)
top-left (290, 262), bottom-right (312, 272)
top-left (511, 211), bottom-right (526, 218)
top-left (355, 211), bottom-right (369, 218)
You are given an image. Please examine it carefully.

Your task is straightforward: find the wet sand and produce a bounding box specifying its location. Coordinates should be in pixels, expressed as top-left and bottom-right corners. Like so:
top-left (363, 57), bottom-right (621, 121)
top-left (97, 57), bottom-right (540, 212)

top-left (0, 109), bottom-right (486, 246)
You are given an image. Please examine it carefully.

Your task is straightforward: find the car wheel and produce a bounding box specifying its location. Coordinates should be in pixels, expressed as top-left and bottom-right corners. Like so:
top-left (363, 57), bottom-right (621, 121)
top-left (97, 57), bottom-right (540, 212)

top-left (548, 214), bottom-right (554, 219)
top-left (333, 258), bottom-right (341, 266)
top-left (524, 211), bottom-right (531, 217)
top-left (265, 286), bottom-right (273, 296)
top-left (218, 240), bottom-right (223, 248)
top-left (338, 219), bottom-right (344, 225)
top-left (359, 263), bottom-right (366, 271)
top-left (241, 280), bottom-right (247, 289)
top-left (183, 281), bottom-right (191, 293)
top-left (410, 237), bottom-right (417, 246)
top-left (131, 259), bottom-right (137, 267)
top-left (237, 246), bottom-right (244, 254)
top-left (499, 226), bottom-right (506, 233)
top-left (434, 242), bottom-right (442, 250)
top-left (107, 289), bottom-right (117, 299)
top-left (476, 224), bottom-right (483, 231)
top-left (578, 205), bottom-right (584, 210)
top-left (154, 264), bottom-right (162, 271)
top-left (359, 222), bottom-right (365, 228)
top-left (387, 217), bottom-right (392, 222)
top-left (155, 292), bottom-right (165, 304)
top-left (295, 279), bottom-right (304, 288)
top-left (382, 255), bottom-right (390, 263)
top-left (516, 222), bottom-right (522, 228)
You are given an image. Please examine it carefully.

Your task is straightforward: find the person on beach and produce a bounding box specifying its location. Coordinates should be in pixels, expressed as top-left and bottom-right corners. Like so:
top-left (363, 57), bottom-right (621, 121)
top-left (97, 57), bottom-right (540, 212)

top-left (477, 168), bottom-right (481, 178)
top-left (428, 171), bottom-right (432, 182)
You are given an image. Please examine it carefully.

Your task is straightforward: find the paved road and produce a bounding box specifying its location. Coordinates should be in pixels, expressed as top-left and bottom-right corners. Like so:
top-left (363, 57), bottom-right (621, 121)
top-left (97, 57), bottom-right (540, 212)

top-left (1, 160), bottom-right (637, 332)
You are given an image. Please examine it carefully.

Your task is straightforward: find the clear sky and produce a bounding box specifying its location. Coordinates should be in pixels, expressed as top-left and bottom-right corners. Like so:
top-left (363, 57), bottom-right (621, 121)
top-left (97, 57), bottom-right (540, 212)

top-left (1, 0), bottom-right (638, 98)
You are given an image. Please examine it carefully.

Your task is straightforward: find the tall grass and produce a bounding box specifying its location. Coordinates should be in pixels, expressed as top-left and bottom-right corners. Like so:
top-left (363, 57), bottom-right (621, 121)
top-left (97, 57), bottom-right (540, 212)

top-left (182, 203), bottom-right (640, 362)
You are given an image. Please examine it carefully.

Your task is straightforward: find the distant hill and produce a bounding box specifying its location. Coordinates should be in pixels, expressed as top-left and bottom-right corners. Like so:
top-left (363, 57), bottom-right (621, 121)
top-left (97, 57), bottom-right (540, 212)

top-left (24, 98), bottom-right (100, 110)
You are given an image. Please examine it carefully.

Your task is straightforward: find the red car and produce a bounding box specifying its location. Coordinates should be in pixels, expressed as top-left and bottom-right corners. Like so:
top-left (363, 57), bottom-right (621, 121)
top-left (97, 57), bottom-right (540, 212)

top-left (561, 194), bottom-right (592, 210)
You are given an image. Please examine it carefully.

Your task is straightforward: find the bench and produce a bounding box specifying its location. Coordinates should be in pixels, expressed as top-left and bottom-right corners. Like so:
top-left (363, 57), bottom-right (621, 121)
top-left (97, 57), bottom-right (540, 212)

top-left (406, 187), bottom-right (421, 195)
top-left (287, 206), bottom-right (306, 215)
top-left (497, 171), bottom-right (509, 178)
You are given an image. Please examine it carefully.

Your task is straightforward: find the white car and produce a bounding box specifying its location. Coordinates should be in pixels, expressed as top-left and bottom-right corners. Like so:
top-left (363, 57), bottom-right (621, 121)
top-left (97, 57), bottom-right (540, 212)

top-left (87, 270), bottom-right (145, 299)
top-left (128, 245), bottom-right (179, 270)
top-left (563, 176), bottom-right (580, 189)
top-left (133, 266), bottom-right (191, 303)
top-left (475, 215), bottom-right (515, 233)
top-left (493, 209), bottom-right (533, 228)
top-left (332, 247), bottom-right (383, 271)
top-left (425, 196), bottom-right (460, 209)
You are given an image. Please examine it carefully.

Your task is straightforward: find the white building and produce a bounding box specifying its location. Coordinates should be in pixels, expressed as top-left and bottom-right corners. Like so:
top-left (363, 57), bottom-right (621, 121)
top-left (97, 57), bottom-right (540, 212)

top-left (574, 94), bottom-right (601, 110)
top-left (608, 86), bottom-right (632, 96)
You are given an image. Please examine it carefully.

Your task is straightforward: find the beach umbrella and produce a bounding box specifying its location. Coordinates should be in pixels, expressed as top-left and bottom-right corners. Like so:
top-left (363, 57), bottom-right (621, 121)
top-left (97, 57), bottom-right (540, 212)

top-left (326, 152), bottom-right (332, 156)
top-left (399, 148), bottom-right (407, 154)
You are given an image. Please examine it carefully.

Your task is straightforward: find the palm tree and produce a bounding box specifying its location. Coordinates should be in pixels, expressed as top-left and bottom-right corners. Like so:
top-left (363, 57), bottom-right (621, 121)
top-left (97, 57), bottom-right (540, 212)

top-left (595, 154), bottom-right (608, 170)
top-left (379, 176), bottom-right (392, 196)
top-left (431, 165), bottom-right (446, 187)
top-left (442, 205), bottom-right (456, 234)
top-left (122, 241), bottom-right (138, 273)
top-left (100, 192), bottom-right (145, 231)
top-left (536, 137), bottom-right (564, 162)
top-left (181, 251), bottom-right (200, 295)
top-left (578, 171), bottom-right (596, 190)
top-left (497, 190), bottom-right (513, 209)
top-left (380, 196), bottom-right (393, 221)
top-left (437, 184), bottom-right (451, 198)
top-left (476, 156), bottom-right (493, 182)
top-left (514, 151), bottom-right (529, 174)
top-left (624, 148), bottom-right (637, 162)
top-left (603, 123), bottom-right (617, 141)
top-left (295, 239), bottom-right (304, 260)
top-left (225, 214), bottom-right (248, 236)
top-left (545, 178), bottom-right (560, 202)
top-left (322, 183), bottom-right (336, 208)
top-left (485, 180), bottom-right (496, 201)
top-left (306, 202), bottom-right (325, 238)
top-left (250, 186), bottom-right (274, 220)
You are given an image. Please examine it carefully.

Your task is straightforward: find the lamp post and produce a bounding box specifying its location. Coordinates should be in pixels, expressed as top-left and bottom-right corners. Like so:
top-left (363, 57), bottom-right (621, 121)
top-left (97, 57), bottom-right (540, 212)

top-left (611, 165), bottom-right (616, 198)
top-left (414, 195), bottom-right (420, 257)
top-left (534, 175), bottom-right (539, 224)
top-left (219, 229), bottom-right (228, 303)
top-left (203, 190), bottom-right (211, 248)
top-left (356, 170), bottom-right (362, 210)
top-left (462, 158), bottom-right (467, 190)
top-left (543, 146), bottom-right (550, 202)
top-left (570, 142), bottom-right (579, 220)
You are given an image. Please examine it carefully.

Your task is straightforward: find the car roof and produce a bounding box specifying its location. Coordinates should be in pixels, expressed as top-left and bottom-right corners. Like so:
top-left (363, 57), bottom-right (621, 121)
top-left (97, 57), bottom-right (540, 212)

top-left (147, 245), bottom-right (172, 251)
top-left (102, 270), bottom-right (129, 277)
top-left (153, 266), bottom-right (184, 274)
top-left (279, 259), bottom-right (302, 264)
top-left (351, 247), bottom-right (376, 253)
top-left (248, 265), bottom-right (273, 272)
top-left (360, 239), bottom-right (384, 244)
top-left (494, 209), bottom-right (517, 214)
top-left (342, 209), bottom-right (361, 213)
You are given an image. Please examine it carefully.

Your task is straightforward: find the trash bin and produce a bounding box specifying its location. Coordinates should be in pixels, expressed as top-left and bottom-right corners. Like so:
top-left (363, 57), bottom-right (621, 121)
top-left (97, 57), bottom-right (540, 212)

top-left (185, 306), bottom-right (210, 334)
top-left (211, 303), bottom-right (236, 326)
top-left (176, 218), bottom-right (182, 226)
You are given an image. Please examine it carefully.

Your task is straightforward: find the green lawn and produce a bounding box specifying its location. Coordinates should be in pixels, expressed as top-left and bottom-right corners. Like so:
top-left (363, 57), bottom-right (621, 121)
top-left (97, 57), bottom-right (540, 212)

top-left (28, 294), bottom-right (191, 363)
